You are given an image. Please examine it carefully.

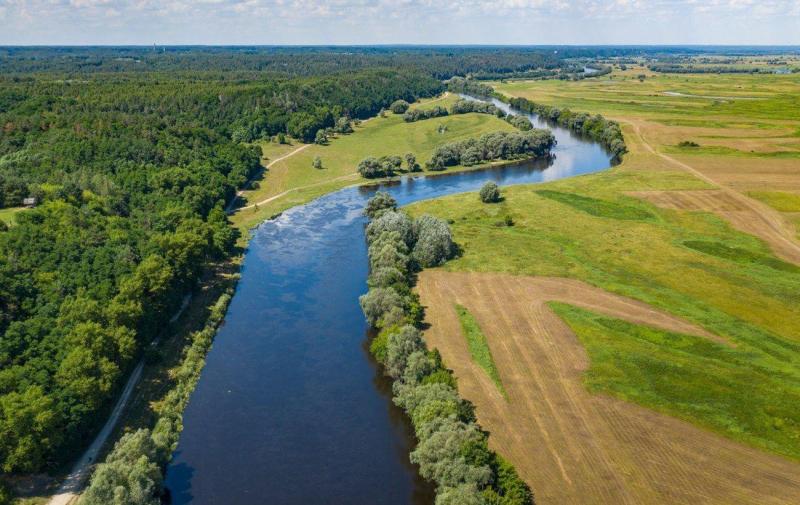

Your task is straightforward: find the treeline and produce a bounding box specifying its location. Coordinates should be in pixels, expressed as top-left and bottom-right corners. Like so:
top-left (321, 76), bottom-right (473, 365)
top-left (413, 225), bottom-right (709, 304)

top-left (404, 98), bottom-right (532, 131)
top-left (446, 77), bottom-right (495, 97)
top-left (505, 97), bottom-right (627, 159)
top-left (80, 288), bottom-right (234, 505)
top-left (427, 130), bottom-right (555, 170)
top-left (648, 64), bottom-right (777, 74)
top-left (0, 68), bottom-right (439, 474)
top-left (360, 192), bottom-right (533, 505)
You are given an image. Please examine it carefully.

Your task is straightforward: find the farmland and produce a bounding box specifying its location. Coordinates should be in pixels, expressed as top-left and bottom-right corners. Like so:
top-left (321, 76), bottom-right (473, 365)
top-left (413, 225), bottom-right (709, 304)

top-left (407, 68), bottom-right (800, 503)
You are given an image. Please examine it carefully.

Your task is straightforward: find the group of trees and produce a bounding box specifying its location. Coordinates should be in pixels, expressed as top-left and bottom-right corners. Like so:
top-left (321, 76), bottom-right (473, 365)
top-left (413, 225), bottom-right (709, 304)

top-left (427, 129), bottom-right (556, 170)
top-left (358, 153), bottom-right (420, 178)
top-left (80, 290), bottom-right (233, 505)
top-left (446, 77), bottom-right (495, 97)
top-left (403, 105), bottom-right (449, 123)
top-left (360, 192), bottom-right (532, 505)
top-left (506, 97), bottom-right (627, 159)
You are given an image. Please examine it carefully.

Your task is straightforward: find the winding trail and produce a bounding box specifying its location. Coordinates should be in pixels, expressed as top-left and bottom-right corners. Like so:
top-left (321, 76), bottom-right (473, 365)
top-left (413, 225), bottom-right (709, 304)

top-left (627, 120), bottom-right (800, 264)
top-left (46, 295), bottom-right (192, 505)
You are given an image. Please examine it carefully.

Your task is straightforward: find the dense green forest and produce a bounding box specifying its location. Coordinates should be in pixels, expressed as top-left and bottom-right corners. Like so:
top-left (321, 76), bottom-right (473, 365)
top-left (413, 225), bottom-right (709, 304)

top-left (0, 61), bottom-right (441, 473)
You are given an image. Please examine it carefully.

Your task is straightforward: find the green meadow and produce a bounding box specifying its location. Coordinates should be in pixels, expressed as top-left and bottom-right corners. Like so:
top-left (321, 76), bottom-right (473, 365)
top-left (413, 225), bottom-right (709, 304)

top-left (407, 168), bottom-right (800, 460)
top-left (231, 93), bottom-right (515, 234)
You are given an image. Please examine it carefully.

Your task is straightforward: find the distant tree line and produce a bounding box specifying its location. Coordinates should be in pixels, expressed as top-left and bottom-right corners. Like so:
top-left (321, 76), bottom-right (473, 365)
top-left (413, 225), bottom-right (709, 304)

top-left (446, 77), bottom-right (495, 97)
top-left (427, 129), bottom-right (555, 170)
top-left (505, 97), bottom-right (627, 159)
top-left (360, 192), bottom-right (533, 505)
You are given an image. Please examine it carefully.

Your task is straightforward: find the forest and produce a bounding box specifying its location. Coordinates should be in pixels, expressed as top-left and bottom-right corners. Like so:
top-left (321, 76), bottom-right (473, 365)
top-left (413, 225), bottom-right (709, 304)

top-left (0, 63), bottom-right (441, 473)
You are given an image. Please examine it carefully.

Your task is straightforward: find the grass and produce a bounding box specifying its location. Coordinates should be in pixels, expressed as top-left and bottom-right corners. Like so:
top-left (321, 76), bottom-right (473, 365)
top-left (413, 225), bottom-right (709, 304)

top-left (0, 207), bottom-right (25, 226)
top-left (406, 167), bottom-right (800, 460)
top-left (230, 94), bottom-right (517, 237)
top-left (549, 302), bottom-right (800, 460)
top-left (454, 304), bottom-right (507, 398)
top-left (748, 190), bottom-right (800, 212)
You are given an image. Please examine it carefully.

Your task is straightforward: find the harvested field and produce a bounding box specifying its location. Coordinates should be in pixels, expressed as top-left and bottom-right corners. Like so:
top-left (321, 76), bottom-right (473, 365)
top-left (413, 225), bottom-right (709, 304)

top-left (630, 189), bottom-right (800, 264)
top-left (417, 270), bottom-right (800, 505)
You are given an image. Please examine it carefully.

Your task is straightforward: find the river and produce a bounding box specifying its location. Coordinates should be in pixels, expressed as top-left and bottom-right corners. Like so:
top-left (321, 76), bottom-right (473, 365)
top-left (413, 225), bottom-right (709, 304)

top-left (164, 96), bottom-right (614, 504)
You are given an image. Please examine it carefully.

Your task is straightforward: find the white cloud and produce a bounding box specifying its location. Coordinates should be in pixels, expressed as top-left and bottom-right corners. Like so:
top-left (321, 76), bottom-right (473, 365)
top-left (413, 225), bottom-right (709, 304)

top-left (0, 0), bottom-right (798, 44)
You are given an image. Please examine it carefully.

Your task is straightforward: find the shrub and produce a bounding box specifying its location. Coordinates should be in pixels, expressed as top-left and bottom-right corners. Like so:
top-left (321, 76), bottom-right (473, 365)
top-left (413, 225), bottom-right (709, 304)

top-left (405, 152), bottom-right (420, 172)
top-left (479, 182), bottom-right (501, 203)
top-left (359, 287), bottom-right (404, 327)
top-left (678, 140), bottom-right (700, 148)
top-left (364, 191), bottom-right (397, 218)
top-left (410, 418), bottom-right (493, 489)
top-left (385, 325), bottom-right (425, 379)
top-left (366, 210), bottom-right (414, 247)
top-left (312, 156), bottom-right (323, 169)
top-left (437, 484), bottom-right (485, 505)
top-left (404, 106), bottom-right (449, 122)
top-left (505, 114), bottom-right (532, 131)
top-left (368, 266), bottom-right (406, 288)
top-left (413, 214), bottom-right (455, 267)
top-left (390, 100), bottom-right (411, 114)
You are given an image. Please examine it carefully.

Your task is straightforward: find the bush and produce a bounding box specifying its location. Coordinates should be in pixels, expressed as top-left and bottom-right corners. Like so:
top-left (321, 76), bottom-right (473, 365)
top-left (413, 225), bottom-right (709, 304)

top-left (359, 287), bottom-right (404, 327)
top-left (479, 182), bottom-right (501, 203)
top-left (82, 429), bottom-right (162, 505)
top-left (366, 210), bottom-right (414, 247)
top-left (390, 100), bottom-right (411, 114)
top-left (364, 191), bottom-right (397, 218)
top-left (678, 140), bottom-right (700, 148)
top-left (385, 325), bottom-right (425, 379)
top-left (412, 214), bottom-right (455, 267)
top-left (404, 106), bottom-right (449, 122)
top-left (505, 114), bottom-right (532, 131)
top-left (312, 156), bottom-right (323, 169)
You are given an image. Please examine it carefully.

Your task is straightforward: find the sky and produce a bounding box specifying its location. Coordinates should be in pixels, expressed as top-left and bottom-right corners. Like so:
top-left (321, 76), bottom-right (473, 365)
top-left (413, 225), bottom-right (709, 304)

top-left (0, 0), bottom-right (799, 46)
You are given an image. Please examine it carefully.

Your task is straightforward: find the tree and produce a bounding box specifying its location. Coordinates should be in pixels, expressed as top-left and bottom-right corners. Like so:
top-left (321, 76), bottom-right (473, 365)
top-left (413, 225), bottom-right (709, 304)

top-left (314, 129), bottom-right (328, 145)
top-left (412, 214), bottom-right (455, 267)
top-left (405, 152), bottom-right (420, 172)
top-left (312, 156), bottom-right (323, 169)
top-left (359, 287), bottom-right (404, 327)
top-left (479, 182), bottom-right (501, 203)
top-left (385, 325), bottom-right (425, 379)
top-left (366, 210), bottom-right (414, 247)
top-left (277, 132), bottom-right (287, 144)
top-left (390, 100), bottom-right (411, 114)
top-left (364, 191), bottom-right (397, 218)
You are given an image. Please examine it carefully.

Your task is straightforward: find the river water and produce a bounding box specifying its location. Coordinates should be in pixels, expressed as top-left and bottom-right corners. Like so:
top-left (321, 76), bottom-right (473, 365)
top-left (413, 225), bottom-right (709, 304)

top-left (164, 96), bottom-right (613, 504)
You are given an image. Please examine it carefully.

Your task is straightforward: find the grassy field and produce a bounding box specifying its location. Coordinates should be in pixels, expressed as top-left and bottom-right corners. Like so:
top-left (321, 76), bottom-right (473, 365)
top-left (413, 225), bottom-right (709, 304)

top-left (405, 69), bottom-right (800, 502)
top-left (229, 92), bottom-right (518, 235)
top-left (409, 162), bottom-right (800, 458)
top-left (455, 304), bottom-right (506, 397)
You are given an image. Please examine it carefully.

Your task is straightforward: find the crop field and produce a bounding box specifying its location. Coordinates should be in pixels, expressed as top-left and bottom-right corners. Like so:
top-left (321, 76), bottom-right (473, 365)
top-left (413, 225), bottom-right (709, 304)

top-left (494, 69), bottom-right (800, 257)
top-left (229, 92), bottom-right (515, 233)
top-left (406, 68), bottom-right (800, 503)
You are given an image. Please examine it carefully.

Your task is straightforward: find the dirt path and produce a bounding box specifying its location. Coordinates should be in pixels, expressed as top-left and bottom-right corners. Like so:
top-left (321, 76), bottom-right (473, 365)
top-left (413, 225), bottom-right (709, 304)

top-left (417, 270), bottom-right (800, 505)
top-left (226, 144), bottom-right (313, 213)
top-left (626, 120), bottom-right (800, 264)
top-left (46, 295), bottom-right (192, 505)
top-left (234, 172), bottom-right (360, 213)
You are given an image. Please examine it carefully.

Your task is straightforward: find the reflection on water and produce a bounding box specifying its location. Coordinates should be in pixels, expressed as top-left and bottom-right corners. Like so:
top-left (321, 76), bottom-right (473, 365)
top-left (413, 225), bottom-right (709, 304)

top-left (164, 96), bottom-right (612, 505)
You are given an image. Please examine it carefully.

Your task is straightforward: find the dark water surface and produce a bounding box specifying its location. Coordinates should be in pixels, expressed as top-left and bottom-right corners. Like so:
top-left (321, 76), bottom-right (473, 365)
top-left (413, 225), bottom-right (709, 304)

top-left (165, 97), bottom-right (613, 504)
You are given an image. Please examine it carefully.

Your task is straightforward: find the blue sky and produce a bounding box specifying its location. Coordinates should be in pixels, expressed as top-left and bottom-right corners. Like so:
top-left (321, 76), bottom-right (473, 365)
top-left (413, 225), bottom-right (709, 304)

top-left (1, 0), bottom-right (798, 45)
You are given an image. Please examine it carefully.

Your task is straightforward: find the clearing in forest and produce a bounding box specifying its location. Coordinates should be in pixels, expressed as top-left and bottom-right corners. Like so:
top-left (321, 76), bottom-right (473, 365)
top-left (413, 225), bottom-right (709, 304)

top-left (417, 270), bottom-right (800, 505)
